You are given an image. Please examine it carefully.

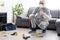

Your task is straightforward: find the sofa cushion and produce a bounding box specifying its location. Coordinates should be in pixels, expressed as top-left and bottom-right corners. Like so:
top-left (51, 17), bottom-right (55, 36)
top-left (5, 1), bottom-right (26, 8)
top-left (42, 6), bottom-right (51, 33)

top-left (26, 7), bottom-right (36, 17)
top-left (58, 10), bottom-right (60, 19)
top-left (50, 10), bottom-right (59, 18)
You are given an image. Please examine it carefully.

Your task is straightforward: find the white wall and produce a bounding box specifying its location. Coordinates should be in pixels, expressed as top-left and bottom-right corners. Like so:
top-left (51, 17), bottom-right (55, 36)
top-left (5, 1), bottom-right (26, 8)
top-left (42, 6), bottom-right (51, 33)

top-left (45, 0), bottom-right (60, 10)
top-left (21, 0), bottom-right (60, 10)
top-left (21, 0), bottom-right (40, 11)
top-left (5, 0), bottom-right (13, 23)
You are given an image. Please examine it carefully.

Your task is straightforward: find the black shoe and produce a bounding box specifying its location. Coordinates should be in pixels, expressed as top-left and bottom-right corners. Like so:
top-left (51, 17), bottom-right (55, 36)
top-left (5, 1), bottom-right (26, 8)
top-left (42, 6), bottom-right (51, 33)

top-left (29, 28), bottom-right (36, 34)
top-left (42, 28), bottom-right (47, 33)
top-left (29, 30), bottom-right (36, 33)
top-left (42, 29), bottom-right (46, 33)
top-left (11, 32), bottom-right (16, 35)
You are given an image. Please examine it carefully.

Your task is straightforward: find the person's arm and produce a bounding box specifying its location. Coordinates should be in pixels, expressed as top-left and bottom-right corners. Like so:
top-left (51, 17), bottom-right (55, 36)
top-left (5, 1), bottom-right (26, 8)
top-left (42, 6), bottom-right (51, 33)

top-left (41, 9), bottom-right (52, 21)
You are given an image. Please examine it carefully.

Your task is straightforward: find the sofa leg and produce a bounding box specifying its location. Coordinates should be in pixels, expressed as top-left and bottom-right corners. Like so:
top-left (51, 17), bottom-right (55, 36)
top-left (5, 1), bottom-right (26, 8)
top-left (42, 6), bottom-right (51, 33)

top-left (58, 33), bottom-right (60, 36)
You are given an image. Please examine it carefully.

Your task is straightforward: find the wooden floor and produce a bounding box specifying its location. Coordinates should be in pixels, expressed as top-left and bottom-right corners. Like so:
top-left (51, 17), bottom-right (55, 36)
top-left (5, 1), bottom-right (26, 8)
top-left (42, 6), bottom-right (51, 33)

top-left (0, 28), bottom-right (59, 40)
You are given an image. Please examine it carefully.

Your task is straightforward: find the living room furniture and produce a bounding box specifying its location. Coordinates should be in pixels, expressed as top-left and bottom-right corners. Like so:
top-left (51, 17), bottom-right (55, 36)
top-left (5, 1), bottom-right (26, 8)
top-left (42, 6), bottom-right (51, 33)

top-left (16, 7), bottom-right (60, 30)
top-left (16, 16), bottom-right (31, 28)
top-left (55, 19), bottom-right (60, 36)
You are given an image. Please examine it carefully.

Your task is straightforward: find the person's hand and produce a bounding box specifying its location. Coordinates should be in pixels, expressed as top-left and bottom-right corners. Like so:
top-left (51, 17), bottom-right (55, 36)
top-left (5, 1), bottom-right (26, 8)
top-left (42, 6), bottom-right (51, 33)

top-left (29, 16), bottom-right (32, 19)
top-left (40, 11), bottom-right (45, 16)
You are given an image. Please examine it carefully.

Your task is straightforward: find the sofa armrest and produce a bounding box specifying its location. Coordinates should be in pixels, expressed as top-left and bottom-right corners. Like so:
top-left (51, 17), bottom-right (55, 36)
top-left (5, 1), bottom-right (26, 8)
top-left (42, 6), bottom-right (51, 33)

top-left (49, 18), bottom-right (57, 24)
top-left (56, 19), bottom-right (60, 26)
top-left (16, 16), bottom-right (31, 27)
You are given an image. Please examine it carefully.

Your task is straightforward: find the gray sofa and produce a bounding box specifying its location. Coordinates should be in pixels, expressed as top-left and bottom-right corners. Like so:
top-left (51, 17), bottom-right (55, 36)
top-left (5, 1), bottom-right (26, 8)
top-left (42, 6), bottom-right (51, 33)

top-left (47, 10), bottom-right (59, 30)
top-left (16, 7), bottom-right (60, 30)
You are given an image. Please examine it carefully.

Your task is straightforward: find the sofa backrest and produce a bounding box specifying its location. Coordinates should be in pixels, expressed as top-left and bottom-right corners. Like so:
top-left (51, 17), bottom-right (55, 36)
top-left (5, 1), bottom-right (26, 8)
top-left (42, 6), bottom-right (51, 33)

top-left (58, 10), bottom-right (60, 18)
top-left (26, 7), bottom-right (36, 17)
top-left (27, 7), bottom-right (60, 18)
top-left (50, 10), bottom-right (59, 18)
